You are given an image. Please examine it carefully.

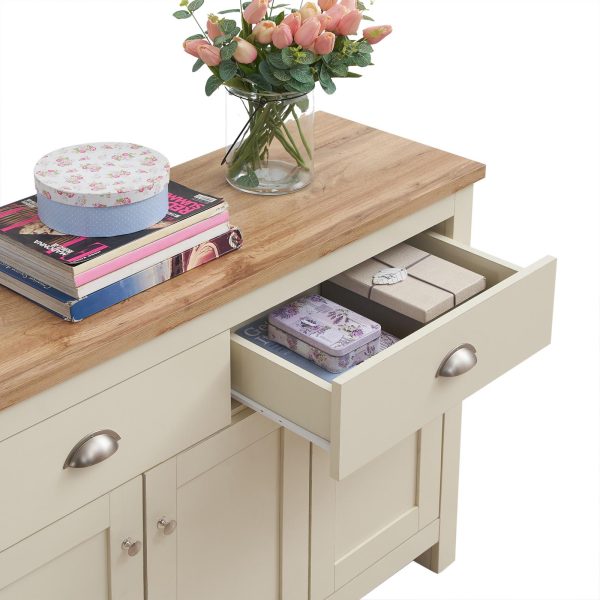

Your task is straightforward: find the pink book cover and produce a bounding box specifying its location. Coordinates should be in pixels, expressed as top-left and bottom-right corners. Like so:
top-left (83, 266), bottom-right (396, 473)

top-left (74, 211), bottom-right (229, 286)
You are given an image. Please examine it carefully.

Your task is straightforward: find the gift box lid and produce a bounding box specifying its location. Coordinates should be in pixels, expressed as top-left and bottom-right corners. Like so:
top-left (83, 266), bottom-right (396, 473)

top-left (268, 295), bottom-right (381, 357)
top-left (34, 143), bottom-right (170, 208)
top-left (330, 243), bottom-right (486, 324)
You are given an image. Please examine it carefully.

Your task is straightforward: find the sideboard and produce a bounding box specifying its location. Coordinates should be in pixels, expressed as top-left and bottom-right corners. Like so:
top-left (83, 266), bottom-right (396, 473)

top-left (0, 113), bottom-right (556, 599)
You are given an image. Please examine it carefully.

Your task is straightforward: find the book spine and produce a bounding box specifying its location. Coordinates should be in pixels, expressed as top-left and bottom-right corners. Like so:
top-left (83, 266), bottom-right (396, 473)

top-left (74, 210), bottom-right (230, 286)
top-left (1, 229), bottom-right (243, 322)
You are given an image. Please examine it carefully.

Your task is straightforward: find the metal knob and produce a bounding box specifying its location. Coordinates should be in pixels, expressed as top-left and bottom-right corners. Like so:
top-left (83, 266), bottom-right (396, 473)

top-left (437, 343), bottom-right (477, 378)
top-left (63, 429), bottom-right (121, 469)
top-left (157, 517), bottom-right (177, 536)
top-left (121, 537), bottom-right (142, 557)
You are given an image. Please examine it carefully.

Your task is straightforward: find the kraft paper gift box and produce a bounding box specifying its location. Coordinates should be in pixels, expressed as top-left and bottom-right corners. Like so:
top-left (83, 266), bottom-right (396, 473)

top-left (34, 143), bottom-right (170, 237)
top-left (328, 243), bottom-right (486, 324)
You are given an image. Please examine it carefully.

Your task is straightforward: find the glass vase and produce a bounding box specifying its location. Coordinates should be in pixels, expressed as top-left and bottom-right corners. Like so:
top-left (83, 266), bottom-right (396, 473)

top-left (224, 87), bottom-right (314, 195)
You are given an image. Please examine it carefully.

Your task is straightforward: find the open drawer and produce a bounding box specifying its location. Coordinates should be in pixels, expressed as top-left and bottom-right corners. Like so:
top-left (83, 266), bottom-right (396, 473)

top-left (231, 232), bottom-right (556, 480)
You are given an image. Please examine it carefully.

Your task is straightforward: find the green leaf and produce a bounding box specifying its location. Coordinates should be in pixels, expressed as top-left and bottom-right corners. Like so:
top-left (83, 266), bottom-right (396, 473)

top-left (221, 19), bottom-right (238, 34)
top-left (218, 8), bottom-right (241, 14)
top-left (192, 58), bottom-right (204, 72)
top-left (219, 41), bottom-right (238, 60)
top-left (274, 11), bottom-right (285, 25)
top-left (357, 41), bottom-right (373, 55)
top-left (219, 59), bottom-right (238, 81)
top-left (172, 10), bottom-right (191, 19)
top-left (352, 53), bottom-right (371, 68)
top-left (326, 58), bottom-right (348, 77)
top-left (319, 67), bottom-right (336, 94)
top-left (236, 171), bottom-right (260, 188)
top-left (281, 47), bottom-right (295, 67)
top-left (187, 0), bottom-right (204, 12)
top-left (267, 52), bottom-right (290, 71)
top-left (345, 71), bottom-right (362, 78)
top-left (356, 1), bottom-right (368, 10)
top-left (186, 33), bottom-right (205, 41)
top-left (295, 95), bottom-right (310, 112)
top-left (205, 75), bottom-right (223, 96)
top-left (244, 73), bottom-right (273, 92)
top-left (290, 66), bottom-right (314, 83)
top-left (259, 60), bottom-right (281, 86)
top-left (272, 68), bottom-right (292, 82)
top-left (294, 50), bottom-right (318, 65)
top-left (285, 78), bottom-right (315, 93)
top-left (362, 15), bottom-right (374, 21)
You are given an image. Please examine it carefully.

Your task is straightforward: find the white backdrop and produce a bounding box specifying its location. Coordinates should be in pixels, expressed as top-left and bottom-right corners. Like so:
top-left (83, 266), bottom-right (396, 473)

top-left (1, 1), bottom-right (599, 599)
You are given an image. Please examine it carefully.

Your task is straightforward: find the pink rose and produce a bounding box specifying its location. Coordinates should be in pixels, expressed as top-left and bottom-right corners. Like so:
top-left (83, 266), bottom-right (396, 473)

top-left (336, 8), bottom-right (362, 35)
top-left (243, 0), bottom-right (269, 24)
top-left (253, 20), bottom-right (276, 44)
top-left (363, 24), bottom-right (393, 44)
top-left (207, 15), bottom-right (223, 41)
top-left (294, 16), bottom-right (321, 48)
top-left (314, 31), bottom-right (336, 55)
top-left (324, 3), bottom-right (347, 31)
top-left (272, 23), bottom-right (294, 49)
top-left (197, 43), bottom-right (222, 66)
top-left (318, 0), bottom-right (337, 10)
top-left (282, 12), bottom-right (302, 35)
top-left (233, 37), bottom-right (258, 64)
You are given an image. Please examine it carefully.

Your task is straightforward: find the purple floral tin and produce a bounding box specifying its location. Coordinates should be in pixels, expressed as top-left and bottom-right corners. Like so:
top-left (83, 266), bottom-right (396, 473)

top-left (267, 295), bottom-right (381, 374)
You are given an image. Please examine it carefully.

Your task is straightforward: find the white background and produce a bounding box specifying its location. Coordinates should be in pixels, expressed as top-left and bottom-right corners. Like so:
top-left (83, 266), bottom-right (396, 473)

top-left (0, 1), bottom-right (599, 599)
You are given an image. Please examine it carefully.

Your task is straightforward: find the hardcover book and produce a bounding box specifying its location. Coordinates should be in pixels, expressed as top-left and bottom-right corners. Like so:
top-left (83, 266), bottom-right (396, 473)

top-left (0, 181), bottom-right (226, 275)
top-left (0, 228), bottom-right (243, 322)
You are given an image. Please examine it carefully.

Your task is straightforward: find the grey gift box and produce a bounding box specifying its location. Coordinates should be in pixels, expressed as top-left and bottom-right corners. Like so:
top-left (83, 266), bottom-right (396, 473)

top-left (328, 243), bottom-right (486, 324)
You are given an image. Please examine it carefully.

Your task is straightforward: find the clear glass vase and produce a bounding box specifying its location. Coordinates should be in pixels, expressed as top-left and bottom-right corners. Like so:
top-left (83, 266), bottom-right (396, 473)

top-left (224, 87), bottom-right (314, 195)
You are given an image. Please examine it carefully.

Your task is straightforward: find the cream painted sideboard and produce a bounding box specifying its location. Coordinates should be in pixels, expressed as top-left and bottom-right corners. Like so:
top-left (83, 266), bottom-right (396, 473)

top-left (0, 114), bottom-right (556, 599)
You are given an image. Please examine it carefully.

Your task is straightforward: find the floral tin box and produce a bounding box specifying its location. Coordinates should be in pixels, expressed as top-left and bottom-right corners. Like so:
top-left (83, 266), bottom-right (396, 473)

top-left (267, 295), bottom-right (382, 374)
top-left (34, 142), bottom-right (170, 237)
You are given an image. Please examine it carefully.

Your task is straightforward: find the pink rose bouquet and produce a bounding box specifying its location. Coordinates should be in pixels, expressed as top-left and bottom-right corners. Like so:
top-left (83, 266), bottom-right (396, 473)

top-left (173, 0), bottom-right (391, 191)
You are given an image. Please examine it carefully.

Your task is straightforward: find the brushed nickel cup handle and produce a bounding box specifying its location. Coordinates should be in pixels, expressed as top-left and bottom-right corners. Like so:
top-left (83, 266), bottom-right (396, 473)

top-left (63, 429), bottom-right (121, 469)
top-left (437, 344), bottom-right (477, 378)
top-left (121, 537), bottom-right (142, 557)
top-left (157, 517), bottom-right (178, 536)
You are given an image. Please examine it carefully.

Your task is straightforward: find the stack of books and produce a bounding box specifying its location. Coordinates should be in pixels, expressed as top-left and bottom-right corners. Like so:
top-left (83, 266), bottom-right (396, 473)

top-left (0, 182), bottom-right (243, 321)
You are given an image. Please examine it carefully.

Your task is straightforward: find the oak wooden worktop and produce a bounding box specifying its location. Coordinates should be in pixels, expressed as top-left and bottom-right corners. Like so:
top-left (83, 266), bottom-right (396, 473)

top-left (0, 113), bottom-right (485, 410)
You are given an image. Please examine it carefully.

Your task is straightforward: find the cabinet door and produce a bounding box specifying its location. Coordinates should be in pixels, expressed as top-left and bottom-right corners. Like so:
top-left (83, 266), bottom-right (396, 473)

top-left (310, 417), bottom-right (443, 599)
top-left (0, 477), bottom-right (144, 600)
top-left (144, 410), bottom-right (310, 600)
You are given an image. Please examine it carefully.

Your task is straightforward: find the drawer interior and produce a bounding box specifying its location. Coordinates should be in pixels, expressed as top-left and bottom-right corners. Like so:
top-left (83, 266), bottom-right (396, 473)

top-left (233, 231), bottom-right (520, 379)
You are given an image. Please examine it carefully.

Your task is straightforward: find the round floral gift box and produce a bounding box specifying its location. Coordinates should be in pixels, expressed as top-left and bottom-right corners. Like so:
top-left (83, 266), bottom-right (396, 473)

top-left (34, 142), bottom-right (170, 237)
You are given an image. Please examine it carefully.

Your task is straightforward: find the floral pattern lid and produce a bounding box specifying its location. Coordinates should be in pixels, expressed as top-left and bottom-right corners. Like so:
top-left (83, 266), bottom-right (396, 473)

top-left (34, 143), bottom-right (170, 208)
top-left (268, 295), bottom-right (381, 357)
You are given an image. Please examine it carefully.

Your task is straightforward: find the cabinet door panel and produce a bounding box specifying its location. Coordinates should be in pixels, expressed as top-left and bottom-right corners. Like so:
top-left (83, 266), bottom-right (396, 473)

top-left (311, 417), bottom-right (443, 598)
top-left (0, 478), bottom-right (143, 600)
top-left (145, 410), bottom-right (311, 600)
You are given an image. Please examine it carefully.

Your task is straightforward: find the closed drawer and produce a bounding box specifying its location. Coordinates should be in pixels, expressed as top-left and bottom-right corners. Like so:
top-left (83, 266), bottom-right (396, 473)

top-left (231, 232), bottom-right (556, 480)
top-left (0, 331), bottom-right (230, 552)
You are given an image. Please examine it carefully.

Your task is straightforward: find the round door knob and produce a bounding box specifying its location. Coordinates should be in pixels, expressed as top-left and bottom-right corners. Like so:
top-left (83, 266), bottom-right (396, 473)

top-left (63, 430), bottom-right (121, 469)
top-left (121, 537), bottom-right (142, 557)
top-left (157, 517), bottom-right (177, 536)
top-left (436, 343), bottom-right (477, 378)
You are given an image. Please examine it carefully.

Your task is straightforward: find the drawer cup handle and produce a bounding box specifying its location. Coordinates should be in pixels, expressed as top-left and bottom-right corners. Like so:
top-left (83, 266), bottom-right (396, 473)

top-left (157, 517), bottom-right (178, 536)
top-left (437, 344), bottom-right (477, 378)
top-left (121, 537), bottom-right (142, 557)
top-left (63, 429), bottom-right (121, 469)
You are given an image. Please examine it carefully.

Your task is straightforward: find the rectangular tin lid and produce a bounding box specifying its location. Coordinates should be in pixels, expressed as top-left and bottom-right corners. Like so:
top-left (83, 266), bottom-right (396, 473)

top-left (268, 295), bottom-right (381, 357)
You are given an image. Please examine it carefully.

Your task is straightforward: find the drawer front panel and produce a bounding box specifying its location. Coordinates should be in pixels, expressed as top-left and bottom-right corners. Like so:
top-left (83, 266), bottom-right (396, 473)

top-left (232, 235), bottom-right (556, 480)
top-left (0, 332), bottom-right (230, 552)
top-left (332, 252), bottom-right (556, 478)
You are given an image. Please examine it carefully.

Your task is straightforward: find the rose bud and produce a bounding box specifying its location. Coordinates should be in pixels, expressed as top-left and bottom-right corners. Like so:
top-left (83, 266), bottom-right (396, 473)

top-left (233, 37), bottom-right (258, 63)
top-left (197, 43), bottom-right (222, 66)
top-left (183, 38), bottom-right (209, 57)
top-left (317, 13), bottom-right (333, 32)
top-left (318, 0), bottom-right (337, 10)
top-left (294, 16), bottom-right (322, 48)
top-left (272, 23), bottom-right (294, 49)
top-left (324, 3), bottom-right (347, 31)
top-left (253, 20), bottom-right (277, 44)
top-left (340, 0), bottom-right (356, 8)
top-left (314, 31), bottom-right (336, 55)
top-left (336, 8), bottom-right (362, 35)
top-left (363, 24), bottom-right (393, 44)
top-left (299, 2), bottom-right (321, 22)
top-left (243, 0), bottom-right (269, 24)
top-left (282, 12), bottom-right (302, 35)
top-left (207, 15), bottom-right (223, 41)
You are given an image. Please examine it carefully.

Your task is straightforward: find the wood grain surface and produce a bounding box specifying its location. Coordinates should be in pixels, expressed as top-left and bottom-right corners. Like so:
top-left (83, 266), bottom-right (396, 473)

top-left (0, 113), bottom-right (485, 410)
